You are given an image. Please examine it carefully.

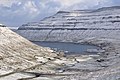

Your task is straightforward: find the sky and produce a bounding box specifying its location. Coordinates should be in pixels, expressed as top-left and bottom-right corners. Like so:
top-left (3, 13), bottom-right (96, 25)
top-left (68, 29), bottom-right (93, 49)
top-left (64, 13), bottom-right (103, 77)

top-left (0, 0), bottom-right (120, 27)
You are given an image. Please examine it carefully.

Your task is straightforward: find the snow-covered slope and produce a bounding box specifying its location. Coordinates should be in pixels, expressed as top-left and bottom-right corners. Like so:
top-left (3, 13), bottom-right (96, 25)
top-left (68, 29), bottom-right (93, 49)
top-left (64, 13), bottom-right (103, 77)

top-left (17, 6), bottom-right (120, 41)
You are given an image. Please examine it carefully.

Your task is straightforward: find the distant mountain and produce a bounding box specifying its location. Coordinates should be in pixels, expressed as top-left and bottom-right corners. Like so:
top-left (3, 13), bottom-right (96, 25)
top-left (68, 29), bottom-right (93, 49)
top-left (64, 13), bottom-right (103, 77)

top-left (93, 6), bottom-right (120, 12)
top-left (0, 24), bottom-right (6, 27)
top-left (17, 6), bottom-right (120, 41)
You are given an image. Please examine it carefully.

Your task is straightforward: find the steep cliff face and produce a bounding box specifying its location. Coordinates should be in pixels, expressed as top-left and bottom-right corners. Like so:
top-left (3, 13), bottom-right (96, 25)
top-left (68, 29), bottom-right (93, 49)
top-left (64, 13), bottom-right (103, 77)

top-left (17, 6), bottom-right (120, 41)
top-left (0, 27), bottom-right (57, 72)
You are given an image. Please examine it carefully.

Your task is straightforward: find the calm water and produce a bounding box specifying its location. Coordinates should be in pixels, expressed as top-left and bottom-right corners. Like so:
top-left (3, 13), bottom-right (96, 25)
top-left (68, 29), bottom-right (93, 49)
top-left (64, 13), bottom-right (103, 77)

top-left (32, 41), bottom-right (99, 54)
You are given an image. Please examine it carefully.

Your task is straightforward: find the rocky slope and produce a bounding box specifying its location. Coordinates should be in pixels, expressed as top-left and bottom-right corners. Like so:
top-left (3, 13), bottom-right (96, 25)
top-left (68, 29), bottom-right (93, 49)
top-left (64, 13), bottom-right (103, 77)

top-left (0, 26), bottom-right (56, 72)
top-left (0, 25), bottom-right (77, 80)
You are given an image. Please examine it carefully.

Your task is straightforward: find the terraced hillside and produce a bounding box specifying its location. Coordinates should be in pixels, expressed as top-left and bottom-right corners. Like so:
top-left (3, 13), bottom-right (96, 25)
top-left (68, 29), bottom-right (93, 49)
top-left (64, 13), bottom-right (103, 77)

top-left (17, 6), bottom-right (120, 41)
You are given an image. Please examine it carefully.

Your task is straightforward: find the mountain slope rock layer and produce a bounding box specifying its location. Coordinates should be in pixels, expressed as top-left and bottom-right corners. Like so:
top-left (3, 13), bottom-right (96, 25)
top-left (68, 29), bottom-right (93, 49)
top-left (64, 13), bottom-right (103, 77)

top-left (17, 6), bottom-right (120, 41)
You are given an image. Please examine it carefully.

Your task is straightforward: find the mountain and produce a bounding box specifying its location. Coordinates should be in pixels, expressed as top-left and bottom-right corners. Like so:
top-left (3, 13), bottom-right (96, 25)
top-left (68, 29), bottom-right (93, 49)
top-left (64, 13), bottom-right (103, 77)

top-left (7, 6), bottom-right (120, 80)
top-left (94, 6), bottom-right (120, 12)
top-left (17, 6), bottom-right (120, 42)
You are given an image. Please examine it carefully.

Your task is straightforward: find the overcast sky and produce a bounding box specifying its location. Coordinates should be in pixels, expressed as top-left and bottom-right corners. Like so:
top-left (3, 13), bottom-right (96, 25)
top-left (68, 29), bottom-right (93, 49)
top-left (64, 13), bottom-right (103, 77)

top-left (0, 0), bottom-right (120, 27)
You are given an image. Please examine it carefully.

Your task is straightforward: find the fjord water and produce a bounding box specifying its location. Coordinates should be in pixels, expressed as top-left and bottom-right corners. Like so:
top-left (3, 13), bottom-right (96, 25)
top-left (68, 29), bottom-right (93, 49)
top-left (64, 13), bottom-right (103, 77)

top-left (32, 41), bottom-right (99, 54)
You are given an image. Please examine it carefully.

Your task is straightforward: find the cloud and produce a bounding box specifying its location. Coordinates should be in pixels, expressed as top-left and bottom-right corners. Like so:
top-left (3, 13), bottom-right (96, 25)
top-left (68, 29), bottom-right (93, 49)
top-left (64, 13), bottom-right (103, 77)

top-left (57, 0), bottom-right (82, 7)
top-left (0, 0), bottom-right (21, 7)
top-left (56, 0), bottom-right (114, 10)
top-left (0, 0), bottom-right (40, 26)
top-left (0, 0), bottom-right (119, 26)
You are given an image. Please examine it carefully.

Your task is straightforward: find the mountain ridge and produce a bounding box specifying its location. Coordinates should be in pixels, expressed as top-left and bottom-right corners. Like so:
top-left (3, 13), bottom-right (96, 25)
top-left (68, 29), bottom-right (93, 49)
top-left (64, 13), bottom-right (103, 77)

top-left (19, 6), bottom-right (120, 29)
top-left (93, 6), bottom-right (120, 12)
top-left (17, 6), bottom-right (120, 41)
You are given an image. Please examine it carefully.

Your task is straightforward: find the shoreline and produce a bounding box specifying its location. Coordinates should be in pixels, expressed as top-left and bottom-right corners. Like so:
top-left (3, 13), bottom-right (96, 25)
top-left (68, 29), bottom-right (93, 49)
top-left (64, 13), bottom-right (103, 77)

top-left (16, 38), bottom-right (119, 80)
top-left (32, 38), bottom-right (120, 80)
top-left (60, 38), bottom-right (120, 80)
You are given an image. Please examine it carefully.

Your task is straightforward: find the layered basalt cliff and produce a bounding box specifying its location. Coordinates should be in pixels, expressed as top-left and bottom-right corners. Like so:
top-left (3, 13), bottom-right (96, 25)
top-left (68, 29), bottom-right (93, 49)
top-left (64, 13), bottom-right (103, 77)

top-left (17, 6), bottom-right (120, 42)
